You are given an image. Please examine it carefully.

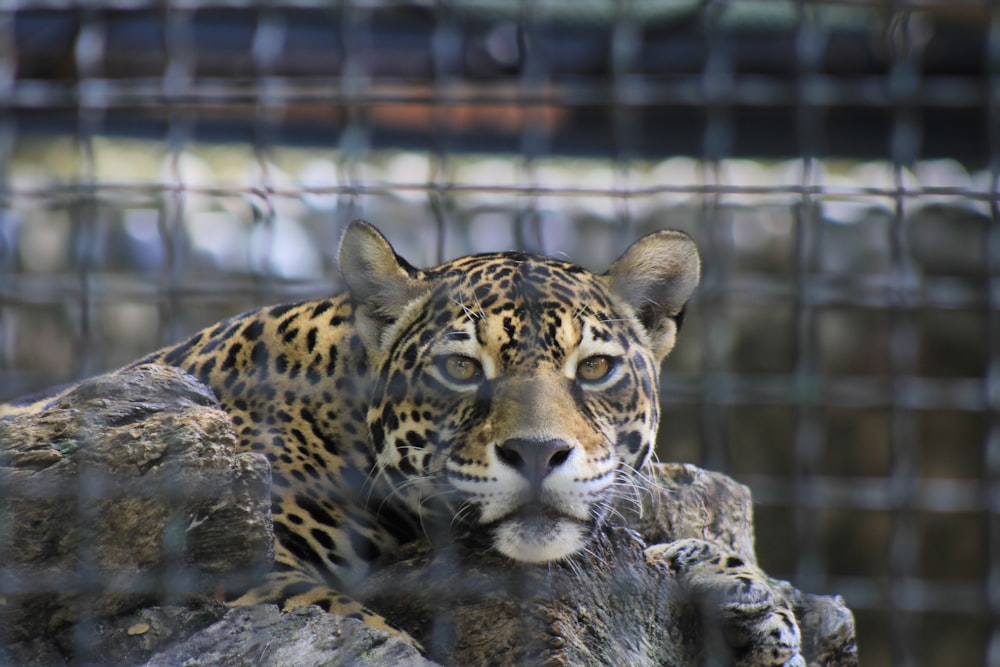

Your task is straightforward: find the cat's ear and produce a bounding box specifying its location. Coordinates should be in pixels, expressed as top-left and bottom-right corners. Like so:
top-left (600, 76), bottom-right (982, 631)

top-left (602, 230), bottom-right (701, 359)
top-left (339, 220), bottom-right (427, 347)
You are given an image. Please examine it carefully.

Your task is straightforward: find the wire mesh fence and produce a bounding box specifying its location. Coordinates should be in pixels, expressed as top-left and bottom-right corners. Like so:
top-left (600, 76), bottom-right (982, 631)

top-left (0, 1), bottom-right (997, 665)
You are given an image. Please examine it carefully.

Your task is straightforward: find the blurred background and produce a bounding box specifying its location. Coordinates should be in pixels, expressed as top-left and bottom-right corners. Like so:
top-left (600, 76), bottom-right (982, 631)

top-left (0, 2), bottom-right (996, 665)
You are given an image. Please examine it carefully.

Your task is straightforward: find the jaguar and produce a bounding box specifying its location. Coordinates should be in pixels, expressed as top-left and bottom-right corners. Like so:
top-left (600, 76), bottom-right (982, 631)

top-left (1, 220), bottom-right (802, 665)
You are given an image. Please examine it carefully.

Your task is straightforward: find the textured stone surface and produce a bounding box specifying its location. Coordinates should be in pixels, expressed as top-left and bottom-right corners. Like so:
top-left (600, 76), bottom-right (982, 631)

top-left (0, 603), bottom-right (229, 667)
top-left (363, 527), bottom-right (699, 666)
top-left (0, 364), bottom-right (274, 643)
top-left (0, 365), bottom-right (857, 666)
top-left (635, 462), bottom-right (758, 564)
top-left (144, 605), bottom-right (435, 667)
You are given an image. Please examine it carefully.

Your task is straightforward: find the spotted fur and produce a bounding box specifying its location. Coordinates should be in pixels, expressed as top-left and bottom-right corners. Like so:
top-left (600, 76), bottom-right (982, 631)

top-left (1, 221), bottom-right (801, 662)
top-left (647, 539), bottom-right (804, 666)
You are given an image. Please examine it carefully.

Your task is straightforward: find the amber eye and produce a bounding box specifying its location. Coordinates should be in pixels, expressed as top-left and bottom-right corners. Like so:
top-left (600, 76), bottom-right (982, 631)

top-left (438, 355), bottom-right (483, 385)
top-left (577, 355), bottom-right (616, 383)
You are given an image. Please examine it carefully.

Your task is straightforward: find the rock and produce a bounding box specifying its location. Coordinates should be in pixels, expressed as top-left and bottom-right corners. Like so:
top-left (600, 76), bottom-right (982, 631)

top-left (0, 603), bottom-right (229, 667)
top-left (360, 464), bottom-right (858, 667)
top-left (0, 365), bottom-right (857, 666)
top-left (634, 462), bottom-right (758, 564)
top-left (362, 526), bottom-right (699, 666)
top-left (0, 364), bottom-right (274, 644)
top-left (0, 603), bottom-right (435, 667)
top-left (144, 605), bottom-right (435, 667)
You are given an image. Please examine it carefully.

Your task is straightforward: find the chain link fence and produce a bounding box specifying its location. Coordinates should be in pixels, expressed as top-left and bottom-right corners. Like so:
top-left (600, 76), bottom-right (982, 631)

top-left (0, 2), bottom-right (997, 665)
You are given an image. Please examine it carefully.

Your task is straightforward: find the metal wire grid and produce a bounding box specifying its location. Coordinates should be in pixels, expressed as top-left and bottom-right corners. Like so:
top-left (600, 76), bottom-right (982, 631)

top-left (0, 2), bottom-right (998, 665)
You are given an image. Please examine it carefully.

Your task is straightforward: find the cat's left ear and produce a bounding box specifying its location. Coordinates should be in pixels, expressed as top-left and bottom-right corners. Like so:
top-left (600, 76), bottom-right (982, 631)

top-left (602, 230), bottom-right (701, 359)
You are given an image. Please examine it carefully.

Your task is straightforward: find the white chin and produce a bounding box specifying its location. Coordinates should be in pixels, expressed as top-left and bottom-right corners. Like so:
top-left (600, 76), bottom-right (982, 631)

top-left (492, 517), bottom-right (587, 563)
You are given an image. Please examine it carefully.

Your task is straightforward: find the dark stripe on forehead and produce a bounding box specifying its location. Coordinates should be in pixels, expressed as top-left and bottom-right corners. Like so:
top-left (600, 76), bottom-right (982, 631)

top-left (429, 251), bottom-right (584, 280)
top-left (422, 254), bottom-right (630, 353)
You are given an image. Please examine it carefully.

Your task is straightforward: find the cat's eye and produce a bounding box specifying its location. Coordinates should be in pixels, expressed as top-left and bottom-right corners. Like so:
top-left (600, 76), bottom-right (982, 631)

top-left (438, 355), bottom-right (483, 384)
top-left (577, 355), bottom-right (617, 383)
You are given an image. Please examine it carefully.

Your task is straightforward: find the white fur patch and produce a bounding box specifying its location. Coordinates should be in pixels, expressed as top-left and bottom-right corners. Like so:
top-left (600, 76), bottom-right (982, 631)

top-left (492, 517), bottom-right (588, 563)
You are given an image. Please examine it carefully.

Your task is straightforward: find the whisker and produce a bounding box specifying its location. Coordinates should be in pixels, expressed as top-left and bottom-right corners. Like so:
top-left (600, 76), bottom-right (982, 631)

top-left (451, 498), bottom-right (481, 526)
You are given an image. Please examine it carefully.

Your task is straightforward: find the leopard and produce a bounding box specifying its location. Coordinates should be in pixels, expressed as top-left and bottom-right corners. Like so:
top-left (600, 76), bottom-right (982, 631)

top-left (1, 220), bottom-right (802, 665)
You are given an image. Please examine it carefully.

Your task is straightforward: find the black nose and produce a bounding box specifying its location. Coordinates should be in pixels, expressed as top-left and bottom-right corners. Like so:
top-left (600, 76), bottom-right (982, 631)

top-left (496, 438), bottom-right (572, 486)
